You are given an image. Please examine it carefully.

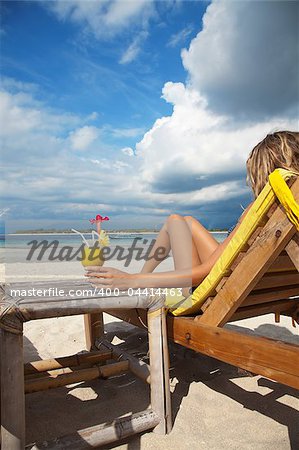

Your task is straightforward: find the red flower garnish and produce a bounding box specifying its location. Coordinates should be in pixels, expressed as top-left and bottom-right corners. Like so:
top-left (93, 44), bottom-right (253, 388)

top-left (89, 214), bottom-right (110, 224)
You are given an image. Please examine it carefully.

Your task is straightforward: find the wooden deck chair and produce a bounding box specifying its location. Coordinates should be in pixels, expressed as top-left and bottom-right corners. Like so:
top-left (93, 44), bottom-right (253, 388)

top-left (95, 168), bottom-right (299, 390)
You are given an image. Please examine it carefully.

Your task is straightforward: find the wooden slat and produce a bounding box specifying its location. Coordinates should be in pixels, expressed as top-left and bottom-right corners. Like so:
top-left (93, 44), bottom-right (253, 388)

top-left (254, 271), bottom-right (299, 290)
top-left (242, 285), bottom-right (299, 307)
top-left (198, 178), bottom-right (299, 327)
top-left (230, 299), bottom-right (297, 321)
top-left (285, 232), bottom-right (299, 271)
top-left (266, 201), bottom-right (279, 219)
top-left (215, 277), bottom-right (228, 293)
top-left (267, 254), bottom-right (296, 272)
top-left (200, 296), bottom-right (214, 312)
top-left (247, 226), bottom-right (264, 246)
top-left (217, 264), bottom-right (297, 295)
top-left (170, 318), bottom-right (299, 390)
top-left (229, 252), bottom-right (247, 271)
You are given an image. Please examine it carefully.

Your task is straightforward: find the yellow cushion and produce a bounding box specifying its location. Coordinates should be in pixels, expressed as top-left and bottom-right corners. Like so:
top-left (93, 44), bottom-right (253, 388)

top-left (165, 168), bottom-right (298, 316)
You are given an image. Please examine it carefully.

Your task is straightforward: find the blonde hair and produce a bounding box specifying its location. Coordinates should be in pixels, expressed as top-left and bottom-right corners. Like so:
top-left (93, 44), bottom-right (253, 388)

top-left (246, 131), bottom-right (299, 197)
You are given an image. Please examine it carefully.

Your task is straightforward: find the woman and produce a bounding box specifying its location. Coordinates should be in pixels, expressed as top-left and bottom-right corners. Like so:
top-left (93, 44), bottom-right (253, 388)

top-left (86, 131), bottom-right (299, 295)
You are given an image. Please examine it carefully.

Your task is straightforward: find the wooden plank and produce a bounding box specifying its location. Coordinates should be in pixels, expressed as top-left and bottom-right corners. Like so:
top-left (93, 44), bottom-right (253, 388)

top-left (1, 329), bottom-right (25, 450)
top-left (84, 312), bottom-right (104, 351)
top-left (253, 271), bottom-right (299, 290)
top-left (215, 277), bottom-right (228, 293)
top-left (200, 297), bottom-right (214, 312)
top-left (247, 226), bottom-right (264, 246)
top-left (105, 309), bottom-right (299, 389)
top-left (2, 291), bottom-right (162, 320)
top-left (170, 318), bottom-right (299, 389)
top-left (285, 232), bottom-right (299, 271)
top-left (267, 254), bottom-right (296, 272)
top-left (229, 252), bottom-right (247, 271)
top-left (198, 179), bottom-right (299, 327)
top-left (242, 285), bottom-right (299, 307)
top-left (26, 410), bottom-right (160, 449)
top-left (230, 299), bottom-right (297, 321)
top-left (215, 261), bottom-right (297, 295)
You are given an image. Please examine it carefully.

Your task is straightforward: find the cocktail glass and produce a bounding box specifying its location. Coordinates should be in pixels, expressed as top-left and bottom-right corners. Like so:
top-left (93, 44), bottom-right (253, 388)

top-left (81, 242), bottom-right (105, 267)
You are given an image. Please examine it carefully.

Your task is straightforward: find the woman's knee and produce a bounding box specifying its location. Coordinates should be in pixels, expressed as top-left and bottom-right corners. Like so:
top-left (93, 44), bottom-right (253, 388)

top-left (168, 213), bottom-right (184, 221)
top-left (183, 215), bottom-right (199, 225)
top-left (164, 213), bottom-right (184, 232)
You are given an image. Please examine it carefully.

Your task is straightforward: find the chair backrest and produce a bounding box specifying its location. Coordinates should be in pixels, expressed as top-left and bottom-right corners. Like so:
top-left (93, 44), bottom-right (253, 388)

top-left (171, 170), bottom-right (299, 318)
top-left (197, 177), bottom-right (299, 326)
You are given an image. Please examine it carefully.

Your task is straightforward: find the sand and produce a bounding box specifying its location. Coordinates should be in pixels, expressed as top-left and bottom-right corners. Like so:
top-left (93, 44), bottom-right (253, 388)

top-left (2, 258), bottom-right (299, 449)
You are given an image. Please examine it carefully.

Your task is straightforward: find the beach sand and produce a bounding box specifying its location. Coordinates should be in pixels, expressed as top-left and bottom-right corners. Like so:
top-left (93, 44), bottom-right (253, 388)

top-left (2, 258), bottom-right (299, 449)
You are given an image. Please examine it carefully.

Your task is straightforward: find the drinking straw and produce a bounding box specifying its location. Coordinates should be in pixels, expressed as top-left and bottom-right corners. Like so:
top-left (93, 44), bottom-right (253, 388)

top-left (71, 228), bottom-right (90, 247)
top-left (91, 230), bottom-right (100, 245)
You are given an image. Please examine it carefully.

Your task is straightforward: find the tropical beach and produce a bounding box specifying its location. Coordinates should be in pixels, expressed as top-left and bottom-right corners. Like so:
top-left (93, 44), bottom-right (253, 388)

top-left (1, 1), bottom-right (299, 449)
top-left (1, 254), bottom-right (298, 449)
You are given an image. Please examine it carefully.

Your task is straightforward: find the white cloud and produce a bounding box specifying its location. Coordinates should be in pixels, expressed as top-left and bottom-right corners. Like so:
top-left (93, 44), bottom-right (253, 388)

top-left (132, 0), bottom-right (298, 206)
top-left (181, 1), bottom-right (299, 118)
top-left (0, 90), bottom-right (79, 138)
top-left (136, 81), bottom-right (297, 196)
top-left (46, 0), bottom-right (154, 39)
top-left (120, 31), bottom-right (148, 64)
top-left (121, 147), bottom-right (135, 156)
top-left (111, 127), bottom-right (145, 138)
top-left (167, 25), bottom-right (193, 48)
top-left (69, 126), bottom-right (100, 151)
top-left (87, 111), bottom-right (99, 121)
top-left (0, 85), bottom-right (149, 226)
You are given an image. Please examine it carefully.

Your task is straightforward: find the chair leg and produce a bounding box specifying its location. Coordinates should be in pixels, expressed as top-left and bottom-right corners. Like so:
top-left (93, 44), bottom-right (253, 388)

top-left (147, 307), bottom-right (172, 434)
top-left (84, 312), bottom-right (104, 351)
top-left (1, 328), bottom-right (25, 449)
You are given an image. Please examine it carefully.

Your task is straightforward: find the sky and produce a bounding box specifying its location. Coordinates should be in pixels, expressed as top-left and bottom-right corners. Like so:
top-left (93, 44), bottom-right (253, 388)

top-left (0, 0), bottom-right (298, 232)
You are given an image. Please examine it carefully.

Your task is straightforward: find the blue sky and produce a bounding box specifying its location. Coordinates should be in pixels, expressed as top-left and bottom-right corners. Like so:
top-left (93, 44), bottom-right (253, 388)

top-left (1, 1), bottom-right (298, 232)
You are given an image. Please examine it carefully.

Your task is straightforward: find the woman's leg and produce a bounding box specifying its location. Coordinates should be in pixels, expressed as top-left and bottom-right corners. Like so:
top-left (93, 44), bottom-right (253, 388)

top-left (141, 214), bottom-right (201, 296)
top-left (140, 214), bottom-right (219, 273)
top-left (166, 214), bottom-right (200, 296)
top-left (183, 215), bottom-right (219, 263)
top-left (140, 221), bottom-right (171, 274)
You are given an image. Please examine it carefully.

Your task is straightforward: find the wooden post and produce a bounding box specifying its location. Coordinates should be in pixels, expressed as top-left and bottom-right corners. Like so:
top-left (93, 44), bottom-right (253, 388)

top-left (84, 312), bottom-right (104, 351)
top-left (1, 328), bottom-right (25, 450)
top-left (147, 307), bottom-right (171, 435)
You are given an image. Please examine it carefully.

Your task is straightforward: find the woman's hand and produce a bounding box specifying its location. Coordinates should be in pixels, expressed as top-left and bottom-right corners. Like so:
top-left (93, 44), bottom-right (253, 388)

top-left (84, 266), bottom-right (135, 290)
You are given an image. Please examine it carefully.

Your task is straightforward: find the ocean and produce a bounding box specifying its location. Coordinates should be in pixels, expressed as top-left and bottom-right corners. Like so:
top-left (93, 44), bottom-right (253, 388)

top-left (0, 232), bottom-right (227, 264)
